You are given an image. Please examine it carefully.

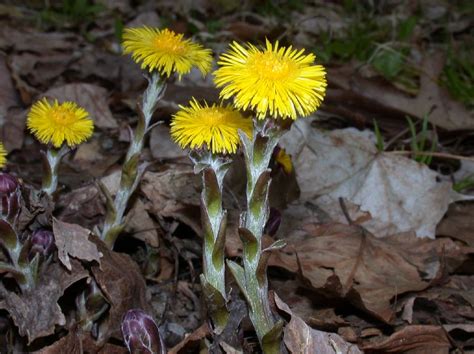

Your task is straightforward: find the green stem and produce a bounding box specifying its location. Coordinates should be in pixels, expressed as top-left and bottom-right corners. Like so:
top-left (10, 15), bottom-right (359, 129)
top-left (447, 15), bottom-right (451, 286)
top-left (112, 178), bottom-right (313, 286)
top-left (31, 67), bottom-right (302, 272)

top-left (42, 145), bottom-right (69, 196)
top-left (192, 152), bottom-right (231, 333)
top-left (101, 73), bottom-right (166, 248)
top-left (229, 121), bottom-right (284, 353)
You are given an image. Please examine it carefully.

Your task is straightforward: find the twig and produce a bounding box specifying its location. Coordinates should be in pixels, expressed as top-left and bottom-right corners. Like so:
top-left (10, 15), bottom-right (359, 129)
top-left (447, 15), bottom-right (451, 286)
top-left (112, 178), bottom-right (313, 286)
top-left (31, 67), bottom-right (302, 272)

top-left (388, 150), bottom-right (474, 162)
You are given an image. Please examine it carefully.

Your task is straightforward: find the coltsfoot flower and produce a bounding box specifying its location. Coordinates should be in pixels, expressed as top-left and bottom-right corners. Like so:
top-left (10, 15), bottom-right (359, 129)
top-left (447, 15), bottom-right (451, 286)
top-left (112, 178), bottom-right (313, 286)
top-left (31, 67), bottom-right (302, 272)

top-left (122, 27), bottom-right (213, 79)
top-left (0, 142), bottom-right (6, 168)
top-left (170, 99), bottom-right (252, 154)
top-left (27, 98), bottom-right (94, 148)
top-left (214, 40), bottom-right (327, 120)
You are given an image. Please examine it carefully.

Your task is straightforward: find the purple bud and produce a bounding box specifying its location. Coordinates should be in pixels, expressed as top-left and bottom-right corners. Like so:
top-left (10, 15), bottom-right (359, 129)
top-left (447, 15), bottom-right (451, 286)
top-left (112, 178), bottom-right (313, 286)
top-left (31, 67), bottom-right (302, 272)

top-left (0, 173), bottom-right (18, 195)
top-left (122, 309), bottom-right (163, 354)
top-left (29, 229), bottom-right (55, 260)
top-left (0, 173), bottom-right (19, 215)
top-left (264, 208), bottom-right (282, 236)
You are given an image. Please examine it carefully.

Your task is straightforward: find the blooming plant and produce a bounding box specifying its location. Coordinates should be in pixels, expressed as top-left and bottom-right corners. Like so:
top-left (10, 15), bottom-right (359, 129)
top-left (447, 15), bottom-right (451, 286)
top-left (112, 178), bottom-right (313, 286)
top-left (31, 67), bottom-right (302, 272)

top-left (214, 39), bottom-right (327, 352)
top-left (27, 98), bottom-right (94, 195)
top-left (171, 99), bottom-right (252, 332)
top-left (100, 26), bottom-right (213, 248)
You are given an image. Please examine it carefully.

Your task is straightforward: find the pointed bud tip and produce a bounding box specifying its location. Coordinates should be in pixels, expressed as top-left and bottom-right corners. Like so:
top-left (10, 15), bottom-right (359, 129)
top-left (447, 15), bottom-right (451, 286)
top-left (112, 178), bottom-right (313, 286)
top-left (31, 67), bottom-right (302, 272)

top-left (122, 309), bottom-right (161, 354)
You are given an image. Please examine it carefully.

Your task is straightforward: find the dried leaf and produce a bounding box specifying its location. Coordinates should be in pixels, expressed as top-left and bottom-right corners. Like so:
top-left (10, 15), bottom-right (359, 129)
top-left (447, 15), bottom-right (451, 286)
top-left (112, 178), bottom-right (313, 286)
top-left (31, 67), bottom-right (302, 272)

top-left (0, 260), bottom-right (88, 344)
top-left (437, 203), bottom-right (474, 247)
top-left (362, 325), bottom-right (450, 353)
top-left (274, 294), bottom-right (362, 354)
top-left (149, 125), bottom-right (187, 160)
top-left (90, 239), bottom-right (149, 342)
top-left (168, 323), bottom-right (210, 354)
top-left (280, 120), bottom-right (469, 238)
top-left (141, 166), bottom-right (201, 235)
top-left (42, 84), bottom-right (118, 129)
top-left (270, 222), bottom-right (447, 322)
top-left (53, 218), bottom-right (102, 271)
top-left (125, 199), bottom-right (160, 247)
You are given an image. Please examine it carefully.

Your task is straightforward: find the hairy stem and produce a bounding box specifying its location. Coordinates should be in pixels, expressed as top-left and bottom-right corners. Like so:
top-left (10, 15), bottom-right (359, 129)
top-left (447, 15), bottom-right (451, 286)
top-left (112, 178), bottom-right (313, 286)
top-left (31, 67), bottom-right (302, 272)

top-left (101, 73), bottom-right (165, 248)
top-left (41, 145), bottom-right (69, 196)
top-left (229, 122), bottom-right (284, 353)
top-left (192, 152), bottom-right (231, 333)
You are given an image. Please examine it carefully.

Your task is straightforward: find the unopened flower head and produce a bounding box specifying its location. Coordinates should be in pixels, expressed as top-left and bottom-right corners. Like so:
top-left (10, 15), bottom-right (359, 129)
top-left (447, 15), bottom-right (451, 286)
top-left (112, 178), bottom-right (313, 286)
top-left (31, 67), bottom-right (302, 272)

top-left (27, 98), bottom-right (94, 148)
top-left (170, 98), bottom-right (252, 154)
top-left (122, 27), bottom-right (213, 79)
top-left (0, 142), bottom-right (6, 168)
top-left (214, 40), bottom-right (327, 120)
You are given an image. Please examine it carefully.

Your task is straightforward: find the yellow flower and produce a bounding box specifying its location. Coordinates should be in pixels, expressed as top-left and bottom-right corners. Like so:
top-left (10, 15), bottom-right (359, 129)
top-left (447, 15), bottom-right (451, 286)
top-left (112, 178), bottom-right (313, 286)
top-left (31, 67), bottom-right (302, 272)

top-left (27, 98), bottom-right (94, 148)
top-left (275, 148), bottom-right (293, 174)
top-left (214, 40), bottom-right (327, 120)
top-left (122, 27), bottom-right (213, 79)
top-left (0, 142), bottom-right (6, 168)
top-left (170, 99), bottom-right (253, 154)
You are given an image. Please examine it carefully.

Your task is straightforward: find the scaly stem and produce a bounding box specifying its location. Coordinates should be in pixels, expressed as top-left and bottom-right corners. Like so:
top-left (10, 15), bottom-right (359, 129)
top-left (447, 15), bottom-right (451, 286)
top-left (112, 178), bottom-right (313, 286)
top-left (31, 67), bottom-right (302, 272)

top-left (41, 145), bottom-right (69, 196)
top-left (191, 151), bottom-right (231, 333)
top-left (227, 121), bottom-right (284, 353)
top-left (101, 73), bottom-right (166, 248)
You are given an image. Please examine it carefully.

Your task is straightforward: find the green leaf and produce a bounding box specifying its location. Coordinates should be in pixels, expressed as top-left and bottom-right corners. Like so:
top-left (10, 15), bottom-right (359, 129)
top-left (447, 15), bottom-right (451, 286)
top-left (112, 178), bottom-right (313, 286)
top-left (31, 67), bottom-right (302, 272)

top-left (372, 48), bottom-right (404, 79)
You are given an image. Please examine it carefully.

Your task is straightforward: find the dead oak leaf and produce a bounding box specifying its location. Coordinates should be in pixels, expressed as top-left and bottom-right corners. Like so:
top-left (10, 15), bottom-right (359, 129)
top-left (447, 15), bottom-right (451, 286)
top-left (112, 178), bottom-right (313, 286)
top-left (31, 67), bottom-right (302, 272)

top-left (275, 294), bottom-right (362, 354)
top-left (53, 218), bottom-right (102, 271)
top-left (0, 259), bottom-right (88, 344)
top-left (270, 223), bottom-right (441, 322)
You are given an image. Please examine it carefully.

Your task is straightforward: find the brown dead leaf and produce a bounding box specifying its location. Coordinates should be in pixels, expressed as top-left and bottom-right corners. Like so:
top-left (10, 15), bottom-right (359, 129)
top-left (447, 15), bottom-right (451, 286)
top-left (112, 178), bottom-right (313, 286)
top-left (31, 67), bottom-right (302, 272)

top-left (362, 325), bottom-right (451, 353)
top-left (125, 199), bottom-right (160, 247)
top-left (141, 166), bottom-right (201, 235)
top-left (437, 203), bottom-right (474, 247)
top-left (42, 84), bottom-right (118, 129)
top-left (275, 294), bottom-right (363, 354)
top-left (53, 218), bottom-right (102, 271)
top-left (90, 239), bottom-right (149, 342)
top-left (0, 27), bottom-right (79, 53)
top-left (168, 322), bottom-right (210, 354)
top-left (0, 260), bottom-right (88, 344)
top-left (270, 222), bottom-right (446, 322)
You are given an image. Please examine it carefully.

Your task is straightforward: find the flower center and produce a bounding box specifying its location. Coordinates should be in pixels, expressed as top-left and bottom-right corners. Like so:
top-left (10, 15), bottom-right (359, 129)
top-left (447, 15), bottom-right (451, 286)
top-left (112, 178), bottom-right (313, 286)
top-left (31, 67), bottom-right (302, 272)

top-left (153, 33), bottom-right (186, 55)
top-left (202, 108), bottom-right (228, 127)
top-left (51, 107), bottom-right (76, 126)
top-left (249, 51), bottom-right (295, 81)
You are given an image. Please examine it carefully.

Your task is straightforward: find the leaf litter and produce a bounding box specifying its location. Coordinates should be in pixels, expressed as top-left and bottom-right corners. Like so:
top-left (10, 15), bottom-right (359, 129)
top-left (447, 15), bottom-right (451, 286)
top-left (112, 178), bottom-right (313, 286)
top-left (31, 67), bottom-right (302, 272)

top-left (0, 0), bottom-right (473, 352)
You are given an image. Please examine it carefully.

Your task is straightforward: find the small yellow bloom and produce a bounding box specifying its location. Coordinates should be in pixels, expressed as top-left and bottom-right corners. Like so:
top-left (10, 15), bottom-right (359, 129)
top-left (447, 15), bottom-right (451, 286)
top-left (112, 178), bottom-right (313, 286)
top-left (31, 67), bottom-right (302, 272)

top-left (122, 27), bottom-right (213, 79)
top-left (0, 142), bottom-right (7, 168)
top-left (275, 148), bottom-right (293, 174)
top-left (214, 40), bottom-right (327, 120)
top-left (27, 98), bottom-right (94, 148)
top-left (170, 99), bottom-right (252, 154)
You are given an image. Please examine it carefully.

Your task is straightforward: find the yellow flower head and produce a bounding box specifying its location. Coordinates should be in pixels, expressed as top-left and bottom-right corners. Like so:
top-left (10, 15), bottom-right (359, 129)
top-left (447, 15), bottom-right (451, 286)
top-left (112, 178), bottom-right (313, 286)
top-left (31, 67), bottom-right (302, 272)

top-left (122, 27), bottom-right (213, 79)
top-left (170, 99), bottom-right (253, 154)
top-left (214, 40), bottom-right (327, 120)
top-left (27, 98), bottom-right (94, 148)
top-left (0, 142), bottom-right (7, 168)
top-left (275, 148), bottom-right (293, 174)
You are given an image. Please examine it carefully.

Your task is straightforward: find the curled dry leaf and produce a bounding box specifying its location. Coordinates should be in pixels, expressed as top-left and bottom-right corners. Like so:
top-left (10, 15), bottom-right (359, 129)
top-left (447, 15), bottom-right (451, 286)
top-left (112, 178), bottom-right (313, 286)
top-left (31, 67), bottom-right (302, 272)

top-left (168, 323), bottom-right (210, 354)
top-left (274, 294), bottom-right (362, 354)
top-left (362, 325), bottom-right (451, 353)
top-left (42, 83), bottom-right (118, 129)
top-left (89, 238), bottom-right (150, 342)
top-left (141, 166), bottom-right (202, 235)
top-left (0, 260), bottom-right (88, 344)
top-left (269, 221), bottom-right (455, 322)
top-left (280, 119), bottom-right (468, 238)
top-left (53, 218), bottom-right (102, 271)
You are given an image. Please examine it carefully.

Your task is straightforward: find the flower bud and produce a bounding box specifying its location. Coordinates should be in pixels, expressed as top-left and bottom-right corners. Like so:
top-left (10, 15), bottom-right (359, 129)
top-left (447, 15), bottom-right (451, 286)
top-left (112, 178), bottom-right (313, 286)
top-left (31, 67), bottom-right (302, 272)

top-left (0, 173), bottom-right (18, 195)
top-left (29, 229), bottom-right (55, 260)
top-left (0, 173), bottom-right (19, 216)
top-left (264, 207), bottom-right (282, 236)
top-left (122, 309), bottom-right (164, 354)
